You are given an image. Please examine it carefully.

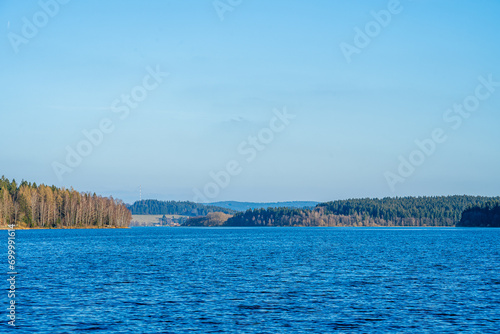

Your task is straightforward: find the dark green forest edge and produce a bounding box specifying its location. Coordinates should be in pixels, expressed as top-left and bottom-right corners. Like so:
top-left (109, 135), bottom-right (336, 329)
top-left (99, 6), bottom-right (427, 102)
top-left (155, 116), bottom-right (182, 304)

top-left (457, 204), bottom-right (500, 227)
top-left (184, 196), bottom-right (500, 227)
top-left (0, 176), bottom-right (130, 229)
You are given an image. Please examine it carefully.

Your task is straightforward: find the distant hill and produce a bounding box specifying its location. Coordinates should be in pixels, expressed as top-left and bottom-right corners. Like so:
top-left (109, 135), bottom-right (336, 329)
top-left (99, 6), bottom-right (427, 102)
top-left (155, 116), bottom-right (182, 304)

top-left (206, 201), bottom-right (319, 212)
top-left (127, 200), bottom-right (236, 216)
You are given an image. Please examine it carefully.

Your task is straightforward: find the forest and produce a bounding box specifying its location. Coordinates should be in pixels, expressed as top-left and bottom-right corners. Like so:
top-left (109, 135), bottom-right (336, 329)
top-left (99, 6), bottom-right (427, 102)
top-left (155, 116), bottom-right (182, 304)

top-left (221, 196), bottom-right (500, 227)
top-left (3, 175), bottom-right (497, 229)
top-left (0, 176), bottom-right (131, 228)
top-left (457, 204), bottom-right (500, 227)
top-left (127, 199), bottom-right (236, 216)
top-left (316, 196), bottom-right (500, 223)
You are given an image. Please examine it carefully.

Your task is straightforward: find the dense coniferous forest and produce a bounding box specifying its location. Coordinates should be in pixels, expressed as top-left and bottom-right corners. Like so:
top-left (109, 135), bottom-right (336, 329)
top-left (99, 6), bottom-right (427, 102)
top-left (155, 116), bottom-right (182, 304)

top-left (317, 196), bottom-right (500, 223)
top-left (127, 199), bottom-right (236, 216)
top-left (0, 176), bottom-right (131, 228)
top-left (457, 204), bottom-right (500, 227)
top-left (221, 196), bottom-right (500, 227)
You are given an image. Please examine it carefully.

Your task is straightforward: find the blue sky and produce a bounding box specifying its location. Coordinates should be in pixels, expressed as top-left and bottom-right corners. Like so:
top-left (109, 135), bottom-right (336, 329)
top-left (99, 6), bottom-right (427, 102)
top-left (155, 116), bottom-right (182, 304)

top-left (1, 0), bottom-right (499, 204)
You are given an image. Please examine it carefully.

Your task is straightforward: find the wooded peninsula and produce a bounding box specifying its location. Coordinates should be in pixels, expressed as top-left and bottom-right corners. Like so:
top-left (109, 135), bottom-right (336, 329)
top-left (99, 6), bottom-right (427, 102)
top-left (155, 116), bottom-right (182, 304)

top-left (457, 205), bottom-right (500, 227)
top-left (0, 176), bottom-right (130, 229)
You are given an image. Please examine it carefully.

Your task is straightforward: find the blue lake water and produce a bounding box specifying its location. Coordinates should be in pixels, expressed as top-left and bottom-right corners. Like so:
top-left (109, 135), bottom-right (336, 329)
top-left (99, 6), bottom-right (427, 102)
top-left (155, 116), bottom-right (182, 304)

top-left (2, 227), bottom-right (500, 333)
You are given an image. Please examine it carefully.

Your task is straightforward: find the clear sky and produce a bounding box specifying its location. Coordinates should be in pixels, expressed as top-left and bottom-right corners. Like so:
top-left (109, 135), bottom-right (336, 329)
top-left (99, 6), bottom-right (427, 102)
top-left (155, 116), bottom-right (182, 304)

top-left (1, 0), bottom-right (499, 204)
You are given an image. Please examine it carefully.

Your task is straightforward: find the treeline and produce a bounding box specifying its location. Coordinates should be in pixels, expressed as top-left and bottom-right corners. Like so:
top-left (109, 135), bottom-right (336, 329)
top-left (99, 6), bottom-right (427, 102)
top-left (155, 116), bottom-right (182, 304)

top-left (317, 196), bottom-right (500, 224)
top-left (218, 196), bottom-right (500, 227)
top-left (127, 199), bottom-right (236, 216)
top-left (457, 204), bottom-right (500, 227)
top-left (224, 207), bottom-right (453, 227)
top-left (223, 207), bottom-right (424, 227)
top-left (225, 207), bottom-right (319, 227)
top-left (0, 176), bottom-right (131, 228)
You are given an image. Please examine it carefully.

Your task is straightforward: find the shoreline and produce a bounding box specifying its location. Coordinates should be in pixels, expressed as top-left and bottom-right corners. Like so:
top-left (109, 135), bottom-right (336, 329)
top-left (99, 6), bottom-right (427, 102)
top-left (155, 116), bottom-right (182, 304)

top-left (0, 226), bottom-right (130, 230)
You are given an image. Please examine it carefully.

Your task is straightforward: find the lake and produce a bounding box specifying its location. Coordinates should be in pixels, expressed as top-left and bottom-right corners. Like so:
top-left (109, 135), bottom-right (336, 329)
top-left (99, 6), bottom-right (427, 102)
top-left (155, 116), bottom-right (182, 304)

top-left (3, 227), bottom-right (500, 333)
